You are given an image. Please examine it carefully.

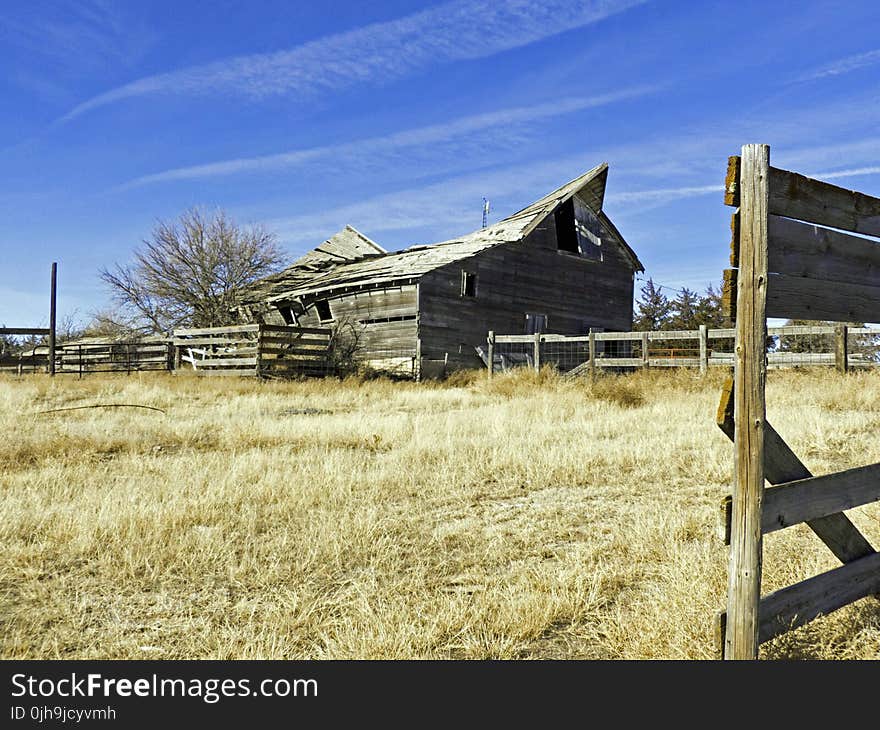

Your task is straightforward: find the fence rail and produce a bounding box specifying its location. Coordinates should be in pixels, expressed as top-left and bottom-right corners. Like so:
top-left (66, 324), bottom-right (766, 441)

top-left (484, 323), bottom-right (880, 376)
top-left (173, 324), bottom-right (334, 378)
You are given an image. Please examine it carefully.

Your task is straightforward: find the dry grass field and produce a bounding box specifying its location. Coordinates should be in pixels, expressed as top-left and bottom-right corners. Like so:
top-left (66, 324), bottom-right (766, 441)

top-left (2, 367), bottom-right (879, 660)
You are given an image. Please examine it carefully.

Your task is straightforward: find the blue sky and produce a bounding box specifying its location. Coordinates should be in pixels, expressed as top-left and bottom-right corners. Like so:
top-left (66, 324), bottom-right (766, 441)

top-left (2, 0), bottom-right (880, 327)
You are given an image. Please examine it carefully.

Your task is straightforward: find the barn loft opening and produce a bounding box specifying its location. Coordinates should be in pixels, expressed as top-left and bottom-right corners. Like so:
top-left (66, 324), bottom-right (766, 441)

top-left (314, 299), bottom-right (333, 322)
top-left (461, 271), bottom-right (477, 297)
top-left (554, 196), bottom-right (603, 261)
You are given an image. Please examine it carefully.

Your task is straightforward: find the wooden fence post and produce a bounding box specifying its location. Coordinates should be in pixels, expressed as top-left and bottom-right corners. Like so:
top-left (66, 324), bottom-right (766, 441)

top-left (533, 332), bottom-right (541, 372)
top-left (699, 325), bottom-right (709, 374)
top-left (256, 325), bottom-right (264, 378)
top-left (726, 143), bottom-right (770, 660)
top-left (78, 345), bottom-right (83, 379)
top-left (835, 325), bottom-right (848, 373)
top-left (588, 329), bottom-right (596, 381)
top-left (48, 262), bottom-right (57, 376)
top-left (415, 337), bottom-right (422, 382)
top-left (641, 331), bottom-right (649, 370)
top-left (487, 331), bottom-right (495, 379)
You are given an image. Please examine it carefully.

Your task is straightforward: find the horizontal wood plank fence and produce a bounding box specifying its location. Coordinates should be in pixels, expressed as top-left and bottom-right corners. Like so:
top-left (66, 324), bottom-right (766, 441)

top-left (484, 324), bottom-right (880, 376)
top-left (173, 324), bottom-right (334, 378)
top-left (719, 143), bottom-right (880, 660)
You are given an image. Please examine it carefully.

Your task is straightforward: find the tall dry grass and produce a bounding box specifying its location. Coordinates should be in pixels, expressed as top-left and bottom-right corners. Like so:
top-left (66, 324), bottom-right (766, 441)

top-left (1, 367), bottom-right (878, 659)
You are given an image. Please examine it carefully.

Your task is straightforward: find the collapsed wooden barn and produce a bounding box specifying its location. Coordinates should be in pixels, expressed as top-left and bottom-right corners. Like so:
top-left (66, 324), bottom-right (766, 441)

top-left (235, 163), bottom-right (643, 376)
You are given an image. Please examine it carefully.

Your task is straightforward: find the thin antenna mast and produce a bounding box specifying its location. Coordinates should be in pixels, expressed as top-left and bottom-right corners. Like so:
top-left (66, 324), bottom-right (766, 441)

top-left (482, 197), bottom-right (491, 228)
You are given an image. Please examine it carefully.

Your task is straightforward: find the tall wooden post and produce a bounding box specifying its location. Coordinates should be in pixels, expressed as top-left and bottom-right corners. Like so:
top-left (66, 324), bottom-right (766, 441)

top-left (533, 332), bottom-right (541, 372)
top-left (641, 331), bottom-right (649, 370)
top-left (415, 337), bottom-right (422, 382)
top-left (699, 325), bottom-right (709, 374)
top-left (835, 325), bottom-right (848, 373)
top-left (487, 331), bottom-right (495, 379)
top-left (725, 144), bottom-right (770, 660)
top-left (48, 262), bottom-right (57, 376)
top-left (256, 324), bottom-right (264, 378)
top-left (588, 329), bottom-right (596, 381)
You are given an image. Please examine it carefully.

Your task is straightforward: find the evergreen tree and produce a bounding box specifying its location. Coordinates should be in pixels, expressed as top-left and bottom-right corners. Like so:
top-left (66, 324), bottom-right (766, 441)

top-left (667, 287), bottom-right (700, 330)
top-left (633, 279), bottom-right (672, 331)
top-left (694, 283), bottom-right (725, 329)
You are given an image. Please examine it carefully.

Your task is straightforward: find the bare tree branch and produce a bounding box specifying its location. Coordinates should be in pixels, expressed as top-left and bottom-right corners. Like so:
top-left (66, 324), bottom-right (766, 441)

top-left (99, 208), bottom-right (286, 334)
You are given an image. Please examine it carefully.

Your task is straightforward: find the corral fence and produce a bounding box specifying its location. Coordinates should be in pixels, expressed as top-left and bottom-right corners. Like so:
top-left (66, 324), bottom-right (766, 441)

top-left (0, 327), bottom-right (51, 374)
top-left (484, 324), bottom-right (880, 376)
top-left (57, 340), bottom-right (174, 375)
top-left (718, 143), bottom-right (880, 660)
top-left (172, 324), bottom-right (334, 378)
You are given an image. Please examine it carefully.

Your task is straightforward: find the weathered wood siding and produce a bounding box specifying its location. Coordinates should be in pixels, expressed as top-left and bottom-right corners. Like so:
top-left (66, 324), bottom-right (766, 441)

top-left (274, 284), bottom-right (418, 358)
top-left (418, 194), bottom-right (635, 367)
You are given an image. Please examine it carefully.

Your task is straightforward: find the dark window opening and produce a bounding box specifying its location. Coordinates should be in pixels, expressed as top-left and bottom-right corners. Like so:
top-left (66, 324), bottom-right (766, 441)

top-left (314, 299), bottom-right (333, 322)
top-left (554, 197), bottom-right (603, 261)
top-left (555, 200), bottom-right (579, 253)
top-left (461, 270), bottom-right (477, 297)
top-left (278, 306), bottom-right (295, 325)
top-left (525, 313), bottom-right (548, 334)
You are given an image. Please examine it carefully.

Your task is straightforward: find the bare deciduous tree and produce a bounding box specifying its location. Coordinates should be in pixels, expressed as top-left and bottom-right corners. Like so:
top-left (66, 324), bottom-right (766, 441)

top-left (100, 208), bottom-right (286, 334)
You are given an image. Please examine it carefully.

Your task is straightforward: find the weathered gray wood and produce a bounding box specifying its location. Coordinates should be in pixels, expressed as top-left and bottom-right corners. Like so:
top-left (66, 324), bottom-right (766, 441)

top-left (172, 337), bottom-right (257, 347)
top-left (766, 272), bottom-right (880, 323)
top-left (699, 324), bottom-right (708, 374)
top-left (641, 331), bottom-right (649, 369)
top-left (174, 324), bottom-right (260, 336)
top-left (716, 376), bottom-right (874, 563)
top-left (594, 357), bottom-right (643, 367)
top-left (588, 330), bottom-right (596, 381)
top-left (767, 215), bottom-right (880, 288)
top-left (757, 551), bottom-right (880, 645)
top-left (647, 357), bottom-right (702, 367)
top-left (726, 156), bottom-right (880, 238)
top-left (259, 324), bottom-right (331, 335)
top-left (761, 463), bottom-right (880, 536)
top-left (835, 325), bottom-right (848, 374)
top-left (726, 143), bottom-right (770, 660)
top-left (533, 332), bottom-right (541, 372)
top-left (258, 336), bottom-right (329, 347)
top-left (768, 167), bottom-right (880, 238)
top-left (487, 331), bottom-right (495, 379)
top-left (0, 327), bottom-right (51, 335)
top-left (646, 330), bottom-right (702, 341)
top-left (769, 324), bottom-right (835, 336)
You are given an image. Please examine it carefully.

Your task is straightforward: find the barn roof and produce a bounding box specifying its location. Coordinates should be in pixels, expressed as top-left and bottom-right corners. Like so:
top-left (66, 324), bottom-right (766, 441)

top-left (240, 163), bottom-right (642, 305)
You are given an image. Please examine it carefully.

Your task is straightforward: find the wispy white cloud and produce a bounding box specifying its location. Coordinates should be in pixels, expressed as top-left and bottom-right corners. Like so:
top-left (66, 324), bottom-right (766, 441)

top-left (607, 184), bottom-right (723, 206)
top-left (809, 166), bottom-right (880, 181)
top-left (60, 0), bottom-right (648, 121)
top-left (796, 48), bottom-right (880, 82)
top-left (119, 85), bottom-right (659, 189)
top-left (263, 156), bottom-right (594, 248)
top-left (0, 1), bottom-right (152, 77)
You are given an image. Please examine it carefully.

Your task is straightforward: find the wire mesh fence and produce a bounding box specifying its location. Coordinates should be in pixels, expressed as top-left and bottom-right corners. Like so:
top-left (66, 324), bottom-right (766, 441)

top-left (489, 325), bottom-right (880, 375)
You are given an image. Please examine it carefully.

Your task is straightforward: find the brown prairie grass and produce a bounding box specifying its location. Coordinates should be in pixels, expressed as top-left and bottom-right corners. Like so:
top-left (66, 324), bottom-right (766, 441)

top-left (1, 367), bottom-right (878, 659)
